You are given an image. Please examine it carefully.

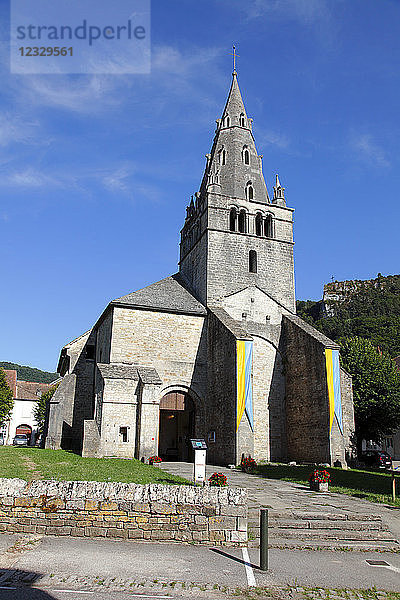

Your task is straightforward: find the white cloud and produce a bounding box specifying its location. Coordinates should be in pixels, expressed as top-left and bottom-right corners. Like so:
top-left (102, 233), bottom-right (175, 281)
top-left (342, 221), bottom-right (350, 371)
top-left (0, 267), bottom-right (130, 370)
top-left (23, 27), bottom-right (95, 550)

top-left (101, 164), bottom-right (162, 203)
top-left (258, 128), bottom-right (290, 150)
top-left (152, 45), bottom-right (223, 77)
top-left (3, 168), bottom-right (63, 188)
top-left (102, 165), bottom-right (136, 194)
top-left (0, 114), bottom-right (40, 147)
top-left (239, 0), bottom-right (331, 24)
top-left (3, 44), bottom-right (224, 119)
top-left (350, 133), bottom-right (390, 168)
top-left (17, 75), bottom-right (121, 114)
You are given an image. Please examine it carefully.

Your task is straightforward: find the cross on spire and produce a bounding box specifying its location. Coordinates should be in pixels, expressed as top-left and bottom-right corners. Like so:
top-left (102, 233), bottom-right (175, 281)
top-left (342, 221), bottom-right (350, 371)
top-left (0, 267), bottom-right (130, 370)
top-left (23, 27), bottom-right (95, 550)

top-left (231, 45), bottom-right (239, 75)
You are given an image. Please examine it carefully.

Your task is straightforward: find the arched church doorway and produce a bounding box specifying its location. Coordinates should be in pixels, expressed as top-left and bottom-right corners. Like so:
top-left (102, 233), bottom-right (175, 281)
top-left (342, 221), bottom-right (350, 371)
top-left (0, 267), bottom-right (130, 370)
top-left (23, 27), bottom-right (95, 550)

top-left (158, 392), bottom-right (194, 461)
top-left (16, 424), bottom-right (32, 443)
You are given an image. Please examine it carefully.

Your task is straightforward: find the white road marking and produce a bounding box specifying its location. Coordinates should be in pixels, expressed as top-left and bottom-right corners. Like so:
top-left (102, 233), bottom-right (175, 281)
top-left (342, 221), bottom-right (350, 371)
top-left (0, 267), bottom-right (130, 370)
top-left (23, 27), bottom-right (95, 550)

top-left (242, 547), bottom-right (256, 587)
top-left (51, 592), bottom-right (94, 595)
top-left (0, 586), bottom-right (16, 590)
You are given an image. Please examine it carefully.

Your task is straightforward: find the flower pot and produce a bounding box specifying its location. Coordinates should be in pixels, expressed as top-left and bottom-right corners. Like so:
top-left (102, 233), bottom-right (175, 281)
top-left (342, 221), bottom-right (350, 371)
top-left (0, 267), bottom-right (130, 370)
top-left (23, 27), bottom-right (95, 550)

top-left (310, 480), bottom-right (329, 492)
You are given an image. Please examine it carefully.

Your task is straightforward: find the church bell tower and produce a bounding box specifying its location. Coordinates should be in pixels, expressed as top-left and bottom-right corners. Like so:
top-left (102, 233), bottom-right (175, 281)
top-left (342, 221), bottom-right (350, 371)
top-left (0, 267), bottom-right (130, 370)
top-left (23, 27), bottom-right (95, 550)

top-left (179, 66), bottom-right (295, 313)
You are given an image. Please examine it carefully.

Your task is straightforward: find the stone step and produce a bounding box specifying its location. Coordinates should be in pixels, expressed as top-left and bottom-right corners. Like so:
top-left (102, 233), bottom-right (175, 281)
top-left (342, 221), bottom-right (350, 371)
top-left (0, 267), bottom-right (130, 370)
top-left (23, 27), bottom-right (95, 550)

top-left (248, 510), bottom-right (382, 522)
top-left (248, 528), bottom-right (397, 542)
top-left (248, 519), bottom-right (384, 531)
top-left (247, 538), bottom-right (400, 551)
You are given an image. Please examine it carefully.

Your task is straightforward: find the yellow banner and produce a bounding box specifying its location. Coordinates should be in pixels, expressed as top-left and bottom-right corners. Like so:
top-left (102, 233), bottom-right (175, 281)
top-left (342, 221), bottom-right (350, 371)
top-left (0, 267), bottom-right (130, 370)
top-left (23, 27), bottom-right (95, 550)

top-left (236, 340), bottom-right (246, 431)
top-left (325, 349), bottom-right (335, 432)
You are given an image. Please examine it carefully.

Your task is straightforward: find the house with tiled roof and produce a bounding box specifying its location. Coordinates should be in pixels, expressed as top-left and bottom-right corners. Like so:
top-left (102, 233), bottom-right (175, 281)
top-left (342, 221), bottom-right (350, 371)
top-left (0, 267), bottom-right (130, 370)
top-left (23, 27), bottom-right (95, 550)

top-left (1, 370), bottom-right (54, 445)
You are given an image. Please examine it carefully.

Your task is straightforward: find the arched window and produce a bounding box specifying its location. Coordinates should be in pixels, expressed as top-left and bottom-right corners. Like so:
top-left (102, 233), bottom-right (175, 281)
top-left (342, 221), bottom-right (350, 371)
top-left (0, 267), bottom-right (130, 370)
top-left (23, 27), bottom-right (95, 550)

top-left (255, 213), bottom-right (263, 236)
top-left (240, 113), bottom-right (246, 127)
top-left (249, 250), bottom-right (257, 273)
top-left (265, 214), bottom-right (273, 238)
top-left (238, 209), bottom-right (247, 233)
top-left (218, 148), bottom-right (226, 165)
top-left (229, 207), bottom-right (237, 232)
top-left (225, 114), bottom-right (230, 127)
top-left (243, 148), bottom-right (250, 165)
top-left (246, 181), bottom-right (254, 201)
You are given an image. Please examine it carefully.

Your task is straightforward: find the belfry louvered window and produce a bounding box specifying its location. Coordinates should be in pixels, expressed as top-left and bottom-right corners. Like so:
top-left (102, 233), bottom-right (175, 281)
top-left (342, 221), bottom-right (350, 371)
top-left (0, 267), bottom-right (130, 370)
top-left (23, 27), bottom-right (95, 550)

top-left (238, 209), bottom-right (247, 233)
top-left (265, 214), bottom-right (273, 238)
top-left (255, 213), bottom-right (263, 236)
top-left (229, 207), bottom-right (237, 231)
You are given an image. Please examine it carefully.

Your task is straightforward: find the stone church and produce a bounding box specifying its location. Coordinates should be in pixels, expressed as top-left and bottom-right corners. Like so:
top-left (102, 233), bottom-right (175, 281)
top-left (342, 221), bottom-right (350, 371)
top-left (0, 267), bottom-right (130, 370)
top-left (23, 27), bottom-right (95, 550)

top-left (46, 69), bottom-right (354, 466)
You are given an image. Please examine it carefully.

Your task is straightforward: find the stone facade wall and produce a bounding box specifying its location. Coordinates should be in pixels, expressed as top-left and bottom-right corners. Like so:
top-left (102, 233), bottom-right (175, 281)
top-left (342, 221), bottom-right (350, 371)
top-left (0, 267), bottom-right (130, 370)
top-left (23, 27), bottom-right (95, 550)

top-left (99, 377), bottom-right (139, 458)
top-left (179, 230), bottom-right (208, 304)
top-left (110, 308), bottom-right (207, 401)
top-left (96, 310), bottom-right (113, 365)
top-left (340, 368), bottom-right (355, 461)
top-left (206, 206), bottom-right (295, 313)
top-left (252, 335), bottom-right (286, 462)
top-left (46, 373), bottom-right (76, 450)
top-left (282, 314), bottom-right (332, 464)
top-left (206, 309), bottom-right (238, 465)
top-left (0, 480), bottom-right (247, 546)
top-left (221, 288), bottom-right (288, 462)
top-left (282, 314), bottom-right (353, 465)
top-left (222, 285), bottom-right (287, 326)
top-left (46, 331), bottom-right (96, 454)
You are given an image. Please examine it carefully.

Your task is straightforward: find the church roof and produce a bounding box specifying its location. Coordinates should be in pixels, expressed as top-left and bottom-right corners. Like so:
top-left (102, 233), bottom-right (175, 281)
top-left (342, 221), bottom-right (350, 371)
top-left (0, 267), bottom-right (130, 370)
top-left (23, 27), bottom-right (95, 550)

top-left (97, 363), bottom-right (162, 385)
top-left (111, 274), bottom-right (207, 316)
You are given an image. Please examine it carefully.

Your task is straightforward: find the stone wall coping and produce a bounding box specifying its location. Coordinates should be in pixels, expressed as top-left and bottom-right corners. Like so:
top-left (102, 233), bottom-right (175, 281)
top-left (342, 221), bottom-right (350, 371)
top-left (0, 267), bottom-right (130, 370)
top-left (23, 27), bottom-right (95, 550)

top-left (0, 479), bottom-right (247, 505)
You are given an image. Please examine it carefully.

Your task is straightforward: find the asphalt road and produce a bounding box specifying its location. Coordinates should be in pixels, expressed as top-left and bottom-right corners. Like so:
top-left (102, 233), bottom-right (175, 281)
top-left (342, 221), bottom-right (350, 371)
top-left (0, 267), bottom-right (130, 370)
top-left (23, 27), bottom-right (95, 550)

top-left (1, 534), bottom-right (400, 600)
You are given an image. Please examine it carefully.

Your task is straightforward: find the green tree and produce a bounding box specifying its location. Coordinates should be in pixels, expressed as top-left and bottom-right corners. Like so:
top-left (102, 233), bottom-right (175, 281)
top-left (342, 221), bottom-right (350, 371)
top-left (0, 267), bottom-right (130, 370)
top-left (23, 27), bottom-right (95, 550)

top-left (0, 368), bottom-right (14, 426)
top-left (34, 384), bottom-right (59, 433)
top-left (339, 337), bottom-right (400, 445)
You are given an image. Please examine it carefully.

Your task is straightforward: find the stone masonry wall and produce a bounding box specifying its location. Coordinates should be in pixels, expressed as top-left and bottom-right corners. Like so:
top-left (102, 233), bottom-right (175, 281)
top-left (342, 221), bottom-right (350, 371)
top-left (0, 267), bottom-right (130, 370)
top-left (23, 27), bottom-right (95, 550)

top-left (282, 314), bottom-right (333, 463)
top-left (206, 309), bottom-right (238, 465)
top-left (110, 307), bottom-right (207, 402)
top-left (206, 192), bottom-right (295, 312)
top-left (0, 480), bottom-right (247, 546)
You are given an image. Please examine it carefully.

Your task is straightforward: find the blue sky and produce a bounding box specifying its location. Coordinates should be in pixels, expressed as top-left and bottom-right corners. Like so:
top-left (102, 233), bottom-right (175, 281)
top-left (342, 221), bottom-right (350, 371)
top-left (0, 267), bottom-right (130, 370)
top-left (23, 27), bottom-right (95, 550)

top-left (1, 0), bottom-right (400, 372)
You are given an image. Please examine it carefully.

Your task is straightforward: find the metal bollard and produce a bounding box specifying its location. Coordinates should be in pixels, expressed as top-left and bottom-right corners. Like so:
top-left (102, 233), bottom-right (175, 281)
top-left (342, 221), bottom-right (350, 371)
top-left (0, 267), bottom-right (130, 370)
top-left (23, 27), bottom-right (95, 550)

top-left (260, 508), bottom-right (268, 571)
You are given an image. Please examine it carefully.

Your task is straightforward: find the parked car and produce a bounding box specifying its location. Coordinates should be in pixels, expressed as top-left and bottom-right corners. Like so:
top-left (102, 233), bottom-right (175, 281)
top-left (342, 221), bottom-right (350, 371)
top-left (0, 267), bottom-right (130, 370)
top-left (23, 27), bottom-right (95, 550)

top-left (360, 450), bottom-right (392, 469)
top-left (12, 434), bottom-right (28, 447)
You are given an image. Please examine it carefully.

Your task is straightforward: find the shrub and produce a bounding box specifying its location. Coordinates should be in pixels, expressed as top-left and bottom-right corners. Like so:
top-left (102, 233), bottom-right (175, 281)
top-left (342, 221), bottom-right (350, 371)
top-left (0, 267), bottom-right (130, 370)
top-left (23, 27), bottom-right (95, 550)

top-left (240, 456), bottom-right (257, 472)
top-left (308, 469), bottom-right (331, 483)
top-left (148, 456), bottom-right (162, 465)
top-left (208, 472), bottom-right (227, 487)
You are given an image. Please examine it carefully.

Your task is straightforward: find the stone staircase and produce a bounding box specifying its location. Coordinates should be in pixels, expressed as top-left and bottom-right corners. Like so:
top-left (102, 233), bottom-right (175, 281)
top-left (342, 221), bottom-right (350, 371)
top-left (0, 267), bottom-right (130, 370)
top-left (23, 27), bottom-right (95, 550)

top-left (248, 507), bottom-right (400, 551)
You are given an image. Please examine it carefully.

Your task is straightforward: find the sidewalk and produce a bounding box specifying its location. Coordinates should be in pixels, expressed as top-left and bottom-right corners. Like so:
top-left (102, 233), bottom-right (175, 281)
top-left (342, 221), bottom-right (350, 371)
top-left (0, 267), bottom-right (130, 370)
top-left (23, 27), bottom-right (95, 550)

top-left (159, 461), bottom-right (400, 548)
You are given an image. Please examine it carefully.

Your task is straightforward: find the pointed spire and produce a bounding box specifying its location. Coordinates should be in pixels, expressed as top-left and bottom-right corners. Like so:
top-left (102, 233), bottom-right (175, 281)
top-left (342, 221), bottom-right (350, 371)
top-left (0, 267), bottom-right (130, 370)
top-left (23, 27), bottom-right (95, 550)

top-left (198, 65), bottom-right (270, 204)
top-left (273, 174), bottom-right (285, 205)
top-left (221, 70), bottom-right (248, 128)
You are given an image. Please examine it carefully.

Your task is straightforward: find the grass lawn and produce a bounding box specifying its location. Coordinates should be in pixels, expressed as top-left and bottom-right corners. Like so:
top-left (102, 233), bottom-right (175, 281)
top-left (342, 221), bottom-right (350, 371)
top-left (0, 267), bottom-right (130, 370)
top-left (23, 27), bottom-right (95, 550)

top-left (255, 463), bottom-right (400, 507)
top-left (0, 447), bottom-right (189, 485)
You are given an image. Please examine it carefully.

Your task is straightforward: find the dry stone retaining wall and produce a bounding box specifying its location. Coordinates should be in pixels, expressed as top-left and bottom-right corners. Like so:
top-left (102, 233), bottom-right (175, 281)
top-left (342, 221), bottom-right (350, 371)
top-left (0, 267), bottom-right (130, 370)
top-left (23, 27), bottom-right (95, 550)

top-left (0, 479), bottom-right (247, 546)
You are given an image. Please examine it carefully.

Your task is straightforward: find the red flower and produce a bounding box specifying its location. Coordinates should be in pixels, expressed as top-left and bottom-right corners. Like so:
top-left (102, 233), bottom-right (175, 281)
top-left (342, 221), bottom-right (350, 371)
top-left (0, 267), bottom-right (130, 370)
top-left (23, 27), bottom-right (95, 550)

top-left (241, 457), bottom-right (257, 471)
top-left (208, 472), bottom-right (227, 487)
top-left (308, 469), bottom-right (331, 483)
